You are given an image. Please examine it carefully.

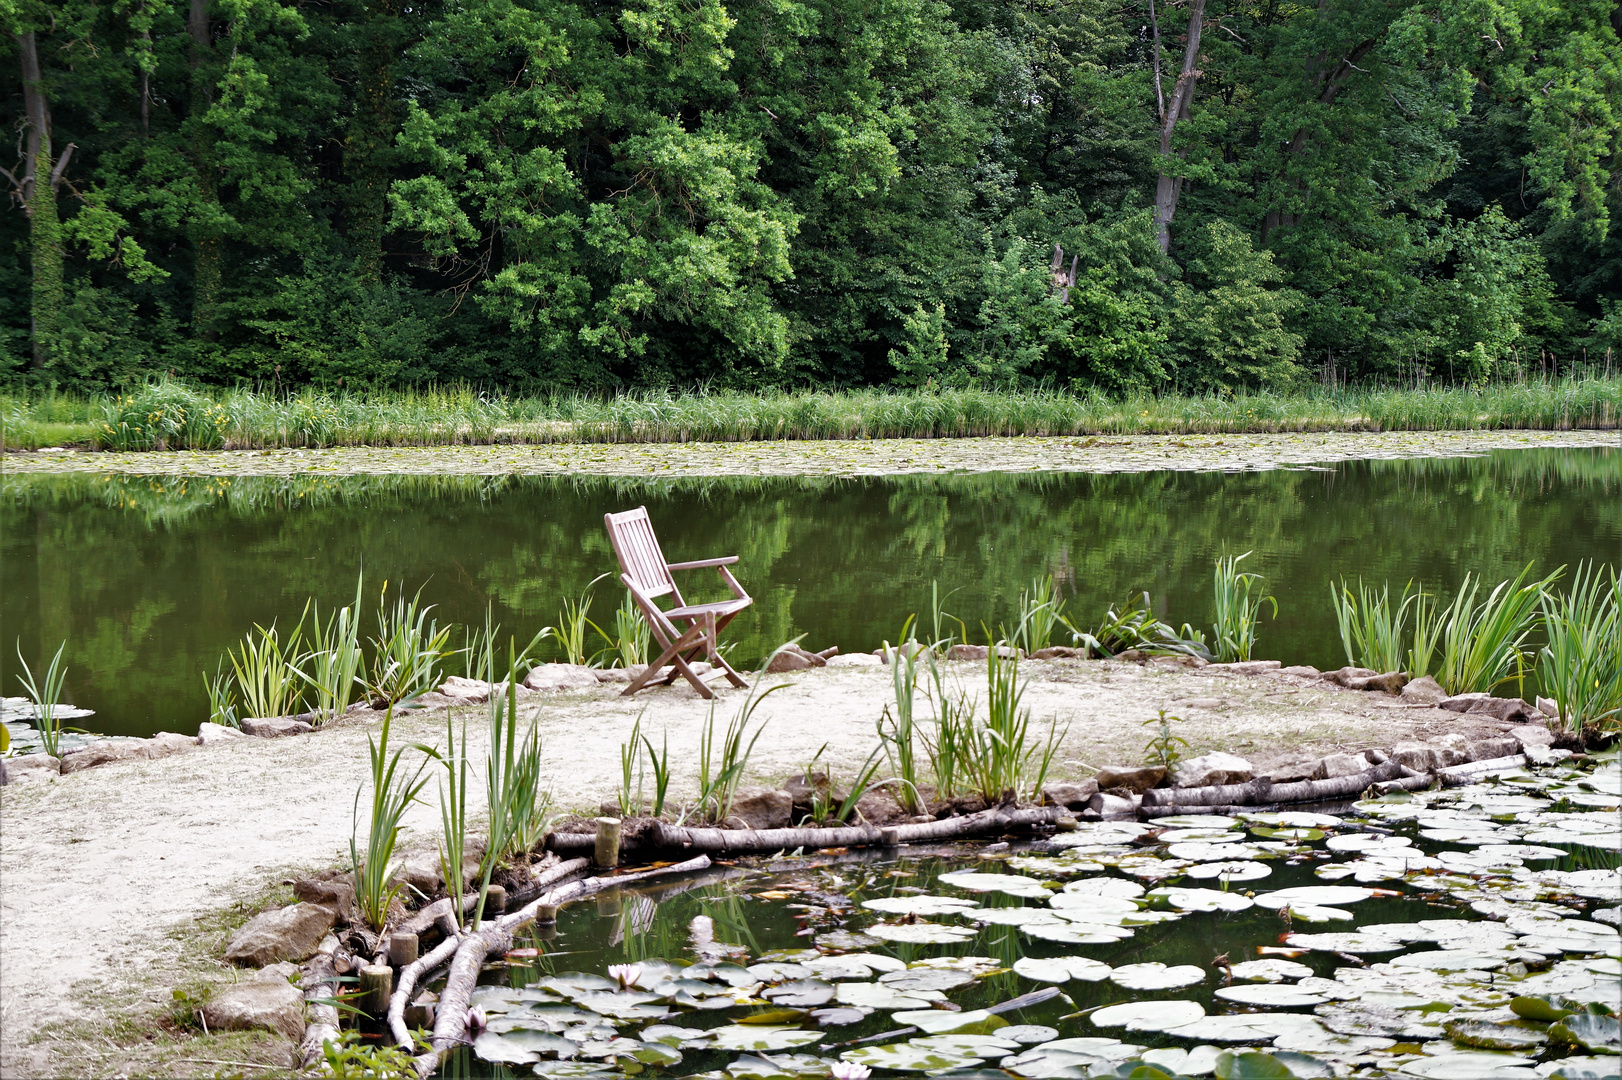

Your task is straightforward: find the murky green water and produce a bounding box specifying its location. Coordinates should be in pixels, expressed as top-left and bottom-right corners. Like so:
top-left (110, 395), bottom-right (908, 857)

top-left (437, 761), bottom-right (1622, 1079)
top-left (2, 447), bottom-right (1619, 739)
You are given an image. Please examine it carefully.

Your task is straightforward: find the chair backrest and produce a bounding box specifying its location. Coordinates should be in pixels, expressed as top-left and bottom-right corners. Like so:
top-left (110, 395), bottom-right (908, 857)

top-left (604, 506), bottom-right (676, 600)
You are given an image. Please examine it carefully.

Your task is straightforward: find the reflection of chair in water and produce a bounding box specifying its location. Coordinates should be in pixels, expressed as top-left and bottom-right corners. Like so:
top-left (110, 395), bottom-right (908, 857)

top-left (604, 506), bottom-right (753, 699)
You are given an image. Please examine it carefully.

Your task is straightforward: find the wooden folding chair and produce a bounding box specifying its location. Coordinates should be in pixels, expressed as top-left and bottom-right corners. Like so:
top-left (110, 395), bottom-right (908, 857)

top-left (604, 506), bottom-right (753, 699)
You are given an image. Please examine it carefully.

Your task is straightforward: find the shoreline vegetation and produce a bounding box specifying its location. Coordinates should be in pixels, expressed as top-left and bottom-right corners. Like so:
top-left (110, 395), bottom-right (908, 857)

top-left (3, 377), bottom-right (1621, 453)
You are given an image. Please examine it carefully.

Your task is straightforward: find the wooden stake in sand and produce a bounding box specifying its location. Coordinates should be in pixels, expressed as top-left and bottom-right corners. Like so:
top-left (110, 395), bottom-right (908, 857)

top-left (388, 932), bottom-right (419, 968)
top-left (594, 817), bottom-right (622, 867)
top-left (359, 964), bottom-right (393, 1020)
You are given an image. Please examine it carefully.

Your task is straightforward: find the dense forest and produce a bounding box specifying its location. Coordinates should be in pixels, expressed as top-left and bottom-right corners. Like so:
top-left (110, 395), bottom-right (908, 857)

top-left (3, 0), bottom-right (1619, 392)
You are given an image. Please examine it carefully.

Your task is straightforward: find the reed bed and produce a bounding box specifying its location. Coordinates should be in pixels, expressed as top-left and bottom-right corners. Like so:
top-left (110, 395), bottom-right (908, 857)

top-left (2, 376), bottom-right (1620, 451)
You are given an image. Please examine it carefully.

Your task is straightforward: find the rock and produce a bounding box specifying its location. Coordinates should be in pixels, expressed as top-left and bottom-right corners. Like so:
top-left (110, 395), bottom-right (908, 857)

top-left (1040, 780), bottom-right (1099, 809)
top-left (1536, 696), bottom-right (1559, 719)
top-left (202, 978), bottom-right (306, 1041)
top-left (1264, 758), bottom-right (1319, 784)
top-left (3, 753), bottom-right (60, 784)
top-left (142, 731), bottom-right (197, 758)
top-left (1390, 743), bottom-right (1436, 771)
top-left (397, 853), bottom-right (445, 896)
top-left (1171, 752), bottom-right (1254, 788)
top-left (1277, 665), bottom-right (1321, 677)
top-left (948, 644), bottom-right (989, 661)
top-left (523, 664), bottom-right (600, 692)
top-left (1347, 672), bottom-right (1409, 694)
top-left (728, 786), bottom-right (793, 830)
top-left (225, 903), bottom-right (339, 967)
top-left (1438, 692), bottom-right (1490, 712)
top-left (438, 675), bottom-right (493, 701)
top-left (594, 667), bottom-right (645, 684)
top-left (1204, 660), bottom-right (1282, 674)
top-left (58, 741), bottom-right (144, 775)
top-left (766, 650), bottom-right (816, 673)
top-left (197, 721), bottom-right (249, 745)
top-left (853, 787), bottom-right (907, 826)
top-left (1438, 693), bottom-right (1540, 721)
top-left (1153, 654), bottom-right (1208, 669)
top-left (1468, 736), bottom-right (1522, 761)
top-left (1175, 697), bottom-right (1226, 710)
top-left (1400, 675), bottom-right (1447, 705)
top-left (1029, 646), bottom-right (1079, 660)
top-left (1088, 792), bottom-right (1139, 820)
top-left (1435, 734), bottom-right (1472, 768)
top-left (1321, 666), bottom-right (1378, 687)
top-left (1092, 764), bottom-right (1166, 794)
top-left (292, 871), bottom-right (355, 921)
top-left (255, 961), bottom-right (301, 984)
top-left (1114, 649), bottom-right (1148, 662)
top-left (825, 653), bottom-right (881, 667)
top-left (1503, 725), bottom-right (1555, 752)
top-left (239, 717), bottom-right (314, 738)
top-left (1315, 753), bottom-right (1373, 780)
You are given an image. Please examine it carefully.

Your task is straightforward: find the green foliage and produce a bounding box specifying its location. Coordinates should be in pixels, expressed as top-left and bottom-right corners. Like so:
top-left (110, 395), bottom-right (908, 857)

top-left (1211, 552), bottom-right (1277, 664)
top-left (350, 702), bottom-right (431, 932)
top-left (228, 621), bottom-right (305, 720)
top-left (549, 576), bottom-right (607, 668)
top-left (877, 617), bottom-right (927, 814)
top-left (1424, 564), bottom-right (1560, 695)
top-left (298, 578), bottom-right (366, 725)
top-left (889, 305), bottom-right (951, 387)
top-left (477, 649), bottom-right (552, 925)
top-left (960, 641), bottom-right (1064, 804)
top-left (1538, 562), bottom-right (1622, 736)
top-left (13, 640), bottom-right (69, 757)
top-left (202, 662), bottom-right (239, 729)
top-left (321, 1029), bottom-right (426, 1079)
top-left (604, 592), bottom-right (651, 669)
top-left (1330, 579), bottom-right (1421, 674)
top-left (1175, 225), bottom-right (1305, 392)
top-left (685, 655), bottom-right (784, 825)
top-left (369, 584), bottom-right (453, 705)
top-left (1141, 710), bottom-right (1188, 770)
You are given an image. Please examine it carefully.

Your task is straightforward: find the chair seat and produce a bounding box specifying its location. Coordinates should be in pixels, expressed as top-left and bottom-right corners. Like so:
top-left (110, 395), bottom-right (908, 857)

top-left (663, 598), bottom-right (753, 621)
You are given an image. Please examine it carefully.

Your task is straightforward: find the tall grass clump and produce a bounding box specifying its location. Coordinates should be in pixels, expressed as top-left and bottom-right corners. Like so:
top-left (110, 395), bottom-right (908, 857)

top-left (1330, 579), bottom-right (1420, 673)
top-left (369, 584), bottom-right (452, 705)
top-left (1424, 564), bottom-right (1559, 695)
top-left (430, 702), bottom-right (473, 928)
top-left (1015, 575), bottom-right (1069, 654)
top-left (921, 647), bottom-right (974, 799)
top-left (202, 662), bottom-right (239, 729)
top-left (958, 643), bottom-right (1066, 804)
top-left (350, 703), bottom-right (431, 932)
top-left (600, 592), bottom-right (650, 669)
top-left (228, 621), bottom-right (305, 719)
top-left (617, 711), bottom-right (673, 819)
top-left (474, 648), bottom-right (552, 928)
top-left (14, 641), bottom-right (70, 757)
top-left (683, 653), bottom-right (785, 824)
top-left (297, 579), bottom-right (365, 724)
top-left (1538, 563), bottom-right (1622, 736)
top-left (876, 617), bottom-right (927, 814)
top-left (549, 575), bottom-right (608, 667)
top-left (1211, 552), bottom-right (1276, 663)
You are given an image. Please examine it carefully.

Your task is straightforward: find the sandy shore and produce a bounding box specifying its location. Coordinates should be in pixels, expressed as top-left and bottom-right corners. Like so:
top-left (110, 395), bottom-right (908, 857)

top-left (0, 657), bottom-right (1512, 1077)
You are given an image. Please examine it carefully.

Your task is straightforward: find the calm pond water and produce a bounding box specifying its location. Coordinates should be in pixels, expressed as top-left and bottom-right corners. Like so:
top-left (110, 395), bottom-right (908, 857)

top-left (2, 447), bottom-right (1619, 739)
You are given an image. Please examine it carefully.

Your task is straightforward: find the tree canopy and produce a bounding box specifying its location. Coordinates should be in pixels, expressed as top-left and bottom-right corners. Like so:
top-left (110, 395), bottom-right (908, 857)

top-left (3, 0), bottom-right (1619, 391)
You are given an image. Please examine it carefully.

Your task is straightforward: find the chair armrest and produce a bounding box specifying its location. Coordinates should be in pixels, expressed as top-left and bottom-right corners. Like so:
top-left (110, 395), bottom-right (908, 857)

top-left (667, 557), bottom-right (740, 571)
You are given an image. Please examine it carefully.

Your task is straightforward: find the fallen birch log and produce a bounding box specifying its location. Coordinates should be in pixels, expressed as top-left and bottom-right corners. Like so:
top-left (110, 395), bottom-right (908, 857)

top-left (299, 952), bottom-right (341, 1069)
top-left (412, 925), bottom-right (512, 1079)
top-left (1439, 754), bottom-right (1527, 786)
top-left (519, 855), bottom-right (713, 918)
top-left (1141, 778), bottom-right (1271, 808)
top-left (650, 820), bottom-right (886, 854)
top-left (506, 856), bottom-right (591, 908)
top-left (887, 806), bottom-right (1071, 841)
top-left (1261, 760), bottom-right (1404, 804)
top-left (388, 932), bottom-right (462, 1048)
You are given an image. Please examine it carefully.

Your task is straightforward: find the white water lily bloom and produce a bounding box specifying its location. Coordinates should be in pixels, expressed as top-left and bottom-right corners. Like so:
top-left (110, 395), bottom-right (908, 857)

top-left (829, 1061), bottom-right (872, 1080)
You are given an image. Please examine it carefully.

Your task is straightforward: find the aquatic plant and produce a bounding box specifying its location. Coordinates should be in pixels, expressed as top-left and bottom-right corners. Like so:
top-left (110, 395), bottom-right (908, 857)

top-left (14, 640), bottom-right (69, 757)
top-left (369, 583), bottom-right (453, 705)
top-left (1211, 552), bottom-right (1276, 663)
top-left (1330, 579), bottom-right (1421, 674)
top-left (1015, 574), bottom-right (1067, 653)
top-left (1424, 564), bottom-right (1560, 695)
top-left (1539, 562), bottom-right (1622, 736)
top-left (201, 661), bottom-right (239, 729)
top-left (550, 575), bottom-right (608, 667)
top-left (920, 648), bottom-right (975, 799)
top-left (802, 745), bottom-right (887, 825)
top-left (320, 1029), bottom-right (425, 1079)
top-left (1142, 709), bottom-right (1189, 769)
top-left (350, 702), bottom-right (431, 932)
top-left (604, 591), bottom-right (650, 668)
top-left (684, 655), bottom-right (785, 825)
top-left (1074, 591), bottom-right (1161, 657)
top-left (877, 616), bottom-right (928, 814)
top-left (228, 621), bottom-right (305, 719)
top-left (618, 711), bottom-right (664, 818)
top-left (429, 701), bottom-right (473, 928)
top-left (961, 643), bottom-right (1066, 803)
top-left (476, 650), bottom-right (552, 927)
top-left (298, 580), bottom-right (366, 724)
top-left (926, 580), bottom-right (965, 651)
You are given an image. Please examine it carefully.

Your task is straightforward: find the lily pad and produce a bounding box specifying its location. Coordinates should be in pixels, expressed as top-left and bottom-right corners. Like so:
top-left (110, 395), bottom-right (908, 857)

top-left (1060, 878), bottom-right (1145, 899)
top-left (1549, 1013), bottom-right (1622, 1054)
top-left (1109, 962), bottom-right (1205, 990)
top-left (1226, 959), bottom-right (1313, 982)
top-left (967, 907), bottom-right (1066, 927)
top-left (1389, 950), bottom-right (1510, 971)
top-left (1149, 815), bottom-right (1239, 829)
top-left (834, 981), bottom-right (945, 1011)
top-left (1443, 1019), bottom-right (1548, 1051)
top-left (706, 1026), bottom-right (828, 1052)
top-left (763, 980), bottom-right (837, 1008)
top-left (1012, 956), bottom-right (1111, 983)
top-left (1398, 1052), bottom-right (1539, 1078)
top-left (892, 1008), bottom-right (1008, 1035)
top-left (1213, 984), bottom-right (1329, 1007)
top-left (1000, 1037), bottom-right (1145, 1076)
top-left (862, 895), bottom-right (982, 916)
top-left (1252, 886), bottom-right (1373, 909)
top-left (879, 967), bottom-right (978, 993)
top-left (999, 1025), bottom-right (1061, 1044)
top-left (727, 1054), bottom-right (832, 1078)
top-left (1284, 932), bottom-right (1408, 954)
top-left (1185, 861), bottom-right (1272, 882)
top-left (910, 1034), bottom-right (1023, 1056)
top-left (937, 871), bottom-right (1052, 898)
top-left (865, 922), bottom-right (979, 944)
top-left (474, 1031), bottom-right (549, 1065)
top-left (1091, 1000), bottom-right (1205, 1032)
top-left (1022, 921), bottom-right (1134, 945)
top-left (840, 1043), bottom-right (982, 1072)
top-left (1147, 887), bottom-right (1254, 913)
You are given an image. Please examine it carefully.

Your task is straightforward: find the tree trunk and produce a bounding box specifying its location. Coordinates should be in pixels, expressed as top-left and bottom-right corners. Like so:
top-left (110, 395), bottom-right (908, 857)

top-left (1151, 0), bottom-right (1206, 255)
top-left (345, 0), bottom-right (404, 283)
top-left (15, 32), bottom-right (65, 371)
top-left (189, 0), bottom-right (222, 338)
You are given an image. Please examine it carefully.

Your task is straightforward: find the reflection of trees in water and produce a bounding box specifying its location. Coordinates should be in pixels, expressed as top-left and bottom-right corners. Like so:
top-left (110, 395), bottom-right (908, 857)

top-left (1, 448), bottom-right (1617, 738)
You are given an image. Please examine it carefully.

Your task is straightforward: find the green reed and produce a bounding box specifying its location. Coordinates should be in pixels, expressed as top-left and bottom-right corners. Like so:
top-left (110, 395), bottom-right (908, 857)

top-left (202, 661), bottom-right (239, 729)
top-left (1330, 579), bottom-right (1420, 673)
top-left (476, 647), bottom-right (551, 928)
top-left (369, 583), bottom-right (453, 705)
top-left (298, 578), bottom-right (365, 724)
top-left (601, 591), bottom-right (650, 669)
top-left (550, 575), bottom-right (608, 667)
top-left (1538, 563), bottom-right (1622, 735)
top-left (1212, 552), bottom-right (1276, 663)
top-left (14, 640), bottom-right (70, 757)
top-left (1015, 575), bottom-right (1068, 654)
top-left (350, 701), bottom-right (431, 932)
top-left (430, 701), bottom-right (472, 928)
top-left (684, 652), bottom-right (786, 825)
top-left (1425, 564), bottom-right (1560, 695)
top-left (877, 616), bottom-right (927, 814)
top-left (921, 646), bottom-right (975, 799)
top-left (962, 642), bottom-right (1065, 804)
top-left (229, 621), bottom-right (305, 719)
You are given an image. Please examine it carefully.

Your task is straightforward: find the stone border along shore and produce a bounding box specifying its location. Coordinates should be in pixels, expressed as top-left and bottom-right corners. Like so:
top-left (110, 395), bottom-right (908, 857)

top-left (6, 645), bottom-right (1584, 1066)
top-left (2, 428), bottom-right (1617, 478)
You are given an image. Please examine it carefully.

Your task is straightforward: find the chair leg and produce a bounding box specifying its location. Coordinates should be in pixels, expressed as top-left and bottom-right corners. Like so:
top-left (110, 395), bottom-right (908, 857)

top-left (624, 624), bottom-right (710, 698)
top-left (712, 651), bottom-right (749, 688)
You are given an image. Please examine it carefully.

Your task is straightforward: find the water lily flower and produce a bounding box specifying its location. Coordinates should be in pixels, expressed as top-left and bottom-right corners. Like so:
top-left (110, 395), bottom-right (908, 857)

top-left (831, 1064), bottom-right (872, 1080)
top-left (466, 1007), bottom-right (487, 1036)
top-left (608, 963), bottom-right (643, 989)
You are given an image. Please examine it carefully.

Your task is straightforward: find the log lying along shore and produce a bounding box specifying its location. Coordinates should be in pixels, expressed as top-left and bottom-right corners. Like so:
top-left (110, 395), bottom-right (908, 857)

top-left (546, 806), bottom-right (1074, 858)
